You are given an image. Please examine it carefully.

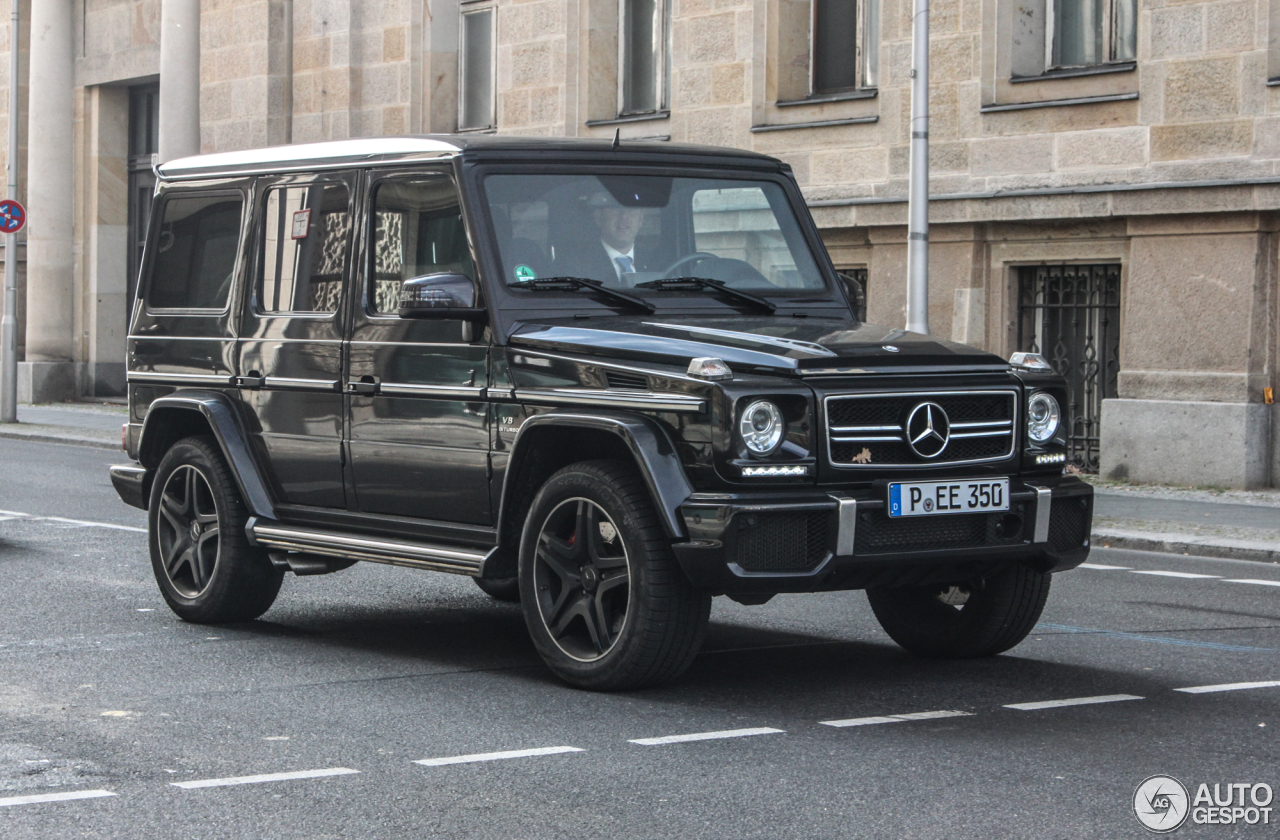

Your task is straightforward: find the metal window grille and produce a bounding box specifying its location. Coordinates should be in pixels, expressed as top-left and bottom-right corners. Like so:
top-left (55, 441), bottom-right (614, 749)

top-left (845, 267), bottom-right (868, 321)
top-left (1016, 264), bottom-right (1121, 472)
top-left (127, 84), bottom-right (160, 317)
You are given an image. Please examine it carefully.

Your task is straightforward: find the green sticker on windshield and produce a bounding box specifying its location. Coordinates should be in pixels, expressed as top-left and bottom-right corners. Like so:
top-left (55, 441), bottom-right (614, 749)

top-left (514, 264), bottom-right (537, 282)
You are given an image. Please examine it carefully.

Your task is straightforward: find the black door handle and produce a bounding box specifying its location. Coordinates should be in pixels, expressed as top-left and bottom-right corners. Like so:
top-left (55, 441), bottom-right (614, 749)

top-left (346, 375), bottom-right (380, 396)
top-left (235, 370), bottom-right (265, 388)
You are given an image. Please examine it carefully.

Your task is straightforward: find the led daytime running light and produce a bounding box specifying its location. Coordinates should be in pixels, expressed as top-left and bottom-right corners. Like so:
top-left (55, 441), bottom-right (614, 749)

top-left (742, 465), bottom-right (808, 477)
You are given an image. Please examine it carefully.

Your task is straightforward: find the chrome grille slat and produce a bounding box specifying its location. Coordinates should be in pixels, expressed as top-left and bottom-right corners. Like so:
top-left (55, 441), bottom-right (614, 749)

top-left (824, 389), bottom-right (1018, 469)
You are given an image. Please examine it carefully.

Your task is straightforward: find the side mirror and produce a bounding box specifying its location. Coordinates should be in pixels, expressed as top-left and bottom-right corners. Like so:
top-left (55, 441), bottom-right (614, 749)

top-left (837, 272), bottom-right (866, 317)
top-left (397, 273), bottom-right (486, 320)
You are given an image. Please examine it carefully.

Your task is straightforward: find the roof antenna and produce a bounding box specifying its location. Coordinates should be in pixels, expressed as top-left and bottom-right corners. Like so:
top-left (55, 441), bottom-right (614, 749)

top-left (612, 128), bottom-right (621, 149)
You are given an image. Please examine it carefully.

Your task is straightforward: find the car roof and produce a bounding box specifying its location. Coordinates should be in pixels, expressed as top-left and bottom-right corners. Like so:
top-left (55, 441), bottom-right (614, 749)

top-left (157, 135), bottom-right (782, 180)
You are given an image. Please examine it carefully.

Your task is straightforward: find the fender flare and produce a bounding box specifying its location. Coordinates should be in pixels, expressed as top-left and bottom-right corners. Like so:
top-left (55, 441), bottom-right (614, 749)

top-left (499, 411), bottom-right (694, 541)
top-left (138, 390), bottom-right (277, 520)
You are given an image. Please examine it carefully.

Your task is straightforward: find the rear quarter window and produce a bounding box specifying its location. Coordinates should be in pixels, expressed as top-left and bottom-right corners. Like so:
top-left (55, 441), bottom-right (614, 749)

top-left (147, 193), bottom-right (244, 310)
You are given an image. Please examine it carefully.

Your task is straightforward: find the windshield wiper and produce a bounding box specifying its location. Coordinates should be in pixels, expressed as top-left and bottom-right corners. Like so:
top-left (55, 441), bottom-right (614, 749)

top-left (634, 277), bottom-right (777, 314)
top-left (516, 277), bottom-right (655, 314)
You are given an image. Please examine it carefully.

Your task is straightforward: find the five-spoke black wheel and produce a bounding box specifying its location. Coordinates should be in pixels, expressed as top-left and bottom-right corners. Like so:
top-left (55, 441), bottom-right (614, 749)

top-left (866, 563), bottom-right (1051, 658)
top-left (148, 436), bottom-right (283, 623)
top-left (156, 464), bottom-right (221, 598)
top-left (532, 498), bottom-right (631, 661)
top-left (519, 460), bottom-right (710, 690)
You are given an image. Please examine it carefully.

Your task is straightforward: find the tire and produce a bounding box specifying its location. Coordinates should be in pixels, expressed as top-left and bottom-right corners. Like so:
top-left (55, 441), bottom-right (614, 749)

top-left (866, 563), bottom-right (1051, 658)
top-left (148, 435), bottom-right (284, 623)
top-left (518, 459), bottom-right (711, 690)
top-left (474, 576), bottom-right (521, 603)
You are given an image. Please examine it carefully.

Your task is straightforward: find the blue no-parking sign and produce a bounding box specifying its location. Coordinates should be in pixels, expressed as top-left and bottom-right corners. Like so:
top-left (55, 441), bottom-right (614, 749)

top-left (0, 199), bottom-right (25, 234)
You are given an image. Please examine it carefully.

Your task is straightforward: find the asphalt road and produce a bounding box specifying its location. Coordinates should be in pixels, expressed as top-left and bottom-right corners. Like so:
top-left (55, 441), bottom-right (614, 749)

top-left (0, 438), bottom-right (1277, 839)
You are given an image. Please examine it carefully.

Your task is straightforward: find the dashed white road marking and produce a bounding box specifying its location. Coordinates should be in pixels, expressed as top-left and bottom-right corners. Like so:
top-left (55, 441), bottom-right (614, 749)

top-left (1223, 579), bottom-right (1280, 588)
top-left (414, 746), bottom-right (584, 767)
top-left (171, 767), bottom-right (359, 789)
top-left (1080, 563), bottom-right (1132, 570)
top-left (1174, 681), bottom-right (1280, 694)
top-left (0, 509), bottom-right (146, 533)
top-left (821, 710), bottom-right (972, 728)
top-left (0, 789), bottom-right (116, 808)
top-left (1004, 694), bottom-right (1144, 711)
top-left (1130, 570), bottom-right (1220, 579)
top-left (629, 727), bottom-right (784, 746)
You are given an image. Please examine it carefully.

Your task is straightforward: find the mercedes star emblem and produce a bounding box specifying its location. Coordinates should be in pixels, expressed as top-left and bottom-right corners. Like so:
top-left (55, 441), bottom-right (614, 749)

top-left (904, 402), bottom-right (951, 458)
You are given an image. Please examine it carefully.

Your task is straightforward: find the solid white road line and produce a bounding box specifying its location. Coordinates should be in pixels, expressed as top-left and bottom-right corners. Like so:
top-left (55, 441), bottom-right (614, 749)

top-left (821, 710), bottom-right (972, 728)
top-left (1174, 681), bottom-right (1280, 694)
top-left (1079, 563), bottom-right (1132, 570)
top-left (629, 727), bottom-right (784, 746)
top-left (1005, 694), bottom-right (1144, 711)
top-left (0, 789), bottom-right (116, 808)
top-left (1130, 570), bottom-right (1220, 579)
top-left (1223, 579), bottom-right (1280, 588)
top-left (414, 746), bottom-right (584, 767)
top-left (171, 767), bottom-right (360, 789)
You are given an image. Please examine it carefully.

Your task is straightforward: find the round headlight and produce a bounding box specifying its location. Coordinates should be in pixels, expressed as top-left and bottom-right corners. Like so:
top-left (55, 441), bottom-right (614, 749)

top-left (1027, 392), bottom-right (1061, 444)
top-left (739, 400), bottom-right (785, 455)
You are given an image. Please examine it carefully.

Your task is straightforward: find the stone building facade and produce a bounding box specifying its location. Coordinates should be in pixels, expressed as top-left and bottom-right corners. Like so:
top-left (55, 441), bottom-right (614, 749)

top-left (2, 0), bottom-right (1279, 487)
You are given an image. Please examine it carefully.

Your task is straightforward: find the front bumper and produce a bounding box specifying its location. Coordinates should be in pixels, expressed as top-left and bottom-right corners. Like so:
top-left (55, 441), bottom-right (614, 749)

top-left (671, 475), bottom-right (1092, 594)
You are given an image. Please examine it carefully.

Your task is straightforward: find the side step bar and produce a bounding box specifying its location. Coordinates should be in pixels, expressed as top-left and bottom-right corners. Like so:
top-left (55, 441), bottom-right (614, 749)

top-left (247, 518), bottom-right (495, 577)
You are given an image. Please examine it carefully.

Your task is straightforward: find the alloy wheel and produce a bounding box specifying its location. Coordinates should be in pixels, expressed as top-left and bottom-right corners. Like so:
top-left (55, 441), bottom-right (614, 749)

top-left (156, 465), bottom-right (221, 598)
top-left (532, 498), bottom-right (631, 662)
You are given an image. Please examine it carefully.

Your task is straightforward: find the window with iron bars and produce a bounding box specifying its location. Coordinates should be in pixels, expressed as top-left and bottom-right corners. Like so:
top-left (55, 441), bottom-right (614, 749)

top-left (1016, 264), bottom-right (1121, 472)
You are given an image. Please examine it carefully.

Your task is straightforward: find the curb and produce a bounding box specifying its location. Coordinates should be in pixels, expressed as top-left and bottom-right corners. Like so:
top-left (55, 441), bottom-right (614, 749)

top-left (1092, 528), bottom-right (1280, 565)
top-left (0, 428), bottom-right (119, 451)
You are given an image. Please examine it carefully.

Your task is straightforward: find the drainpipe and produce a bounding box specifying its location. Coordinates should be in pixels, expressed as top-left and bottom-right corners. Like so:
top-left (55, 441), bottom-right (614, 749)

top-left (905, 0), bottom-right (930, 335)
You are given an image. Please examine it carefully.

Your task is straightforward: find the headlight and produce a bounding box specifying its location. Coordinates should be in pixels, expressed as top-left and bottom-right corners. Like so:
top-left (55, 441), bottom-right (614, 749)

top-left (1027, 392), bottom-right (1061, 443)
top-left (739, 400), bottom-right (785, 455)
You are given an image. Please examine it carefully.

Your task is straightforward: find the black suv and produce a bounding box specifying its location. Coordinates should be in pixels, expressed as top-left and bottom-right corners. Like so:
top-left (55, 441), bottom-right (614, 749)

top-left (110, 136), bottom-right (1092, 690)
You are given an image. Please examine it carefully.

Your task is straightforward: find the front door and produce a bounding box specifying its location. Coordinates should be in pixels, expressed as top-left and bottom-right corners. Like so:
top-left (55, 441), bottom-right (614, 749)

top-left (346, 171), bottom-right (491, 525)
top-left (236, 172), bottom-right (358, 509)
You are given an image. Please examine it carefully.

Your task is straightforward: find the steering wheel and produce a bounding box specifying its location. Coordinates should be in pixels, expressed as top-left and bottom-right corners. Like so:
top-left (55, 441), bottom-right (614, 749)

top-left (659, 251), bottom-right (719, 279)
top-left (661, 252), bottom-right (773, 288)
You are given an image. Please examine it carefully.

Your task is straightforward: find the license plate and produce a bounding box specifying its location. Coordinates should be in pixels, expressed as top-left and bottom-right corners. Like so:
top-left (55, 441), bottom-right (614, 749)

top-left (888, 478), bottom-right (1010, 517)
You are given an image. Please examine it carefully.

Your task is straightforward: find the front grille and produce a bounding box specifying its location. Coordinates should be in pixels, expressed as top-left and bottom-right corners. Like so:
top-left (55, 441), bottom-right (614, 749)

top-left (855, 505), bottom-right (1028, 555)
top-left (826, 390), bottom-right (1017, 468)
top-left (734, 512), bottom-right (829, 571)
top-left (1049, 495), bottom-right (1091, 551)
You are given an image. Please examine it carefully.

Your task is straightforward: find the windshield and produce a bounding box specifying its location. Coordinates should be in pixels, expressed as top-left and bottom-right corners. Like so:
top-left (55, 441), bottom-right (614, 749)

top-left (481, 172), bottom-right (828, 297)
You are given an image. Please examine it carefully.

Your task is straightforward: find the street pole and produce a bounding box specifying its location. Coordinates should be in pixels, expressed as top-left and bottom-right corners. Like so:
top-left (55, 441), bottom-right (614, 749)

top-left (905, 0), bottom-right (930, 335)
top-left (1, 0), bottom-right (17, 423)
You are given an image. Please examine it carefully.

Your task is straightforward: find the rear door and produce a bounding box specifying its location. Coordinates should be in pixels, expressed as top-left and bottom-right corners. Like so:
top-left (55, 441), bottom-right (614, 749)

top-left (345, 170), bottom-right (492, 525)
top-left (129, 187), bottom-right (247, 408)
top-left (235, 172), bottom-right (358, 510)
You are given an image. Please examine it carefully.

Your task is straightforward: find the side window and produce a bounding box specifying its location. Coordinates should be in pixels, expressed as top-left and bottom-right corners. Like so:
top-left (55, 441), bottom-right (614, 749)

top-left (370, 178), bottom-right (474, 314)
top-left (147, 194), bottom-right (243, 310)
top-left (257, 182), bottom-right (352, 314)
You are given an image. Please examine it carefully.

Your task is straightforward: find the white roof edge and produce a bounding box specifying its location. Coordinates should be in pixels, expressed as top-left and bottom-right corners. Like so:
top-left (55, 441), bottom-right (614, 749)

top-left (159, 137), bottom-right (462, 174)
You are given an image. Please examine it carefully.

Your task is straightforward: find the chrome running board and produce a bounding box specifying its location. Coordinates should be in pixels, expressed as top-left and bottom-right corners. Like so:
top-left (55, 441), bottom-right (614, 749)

top-left (247, 518), bottom-right (494, 577)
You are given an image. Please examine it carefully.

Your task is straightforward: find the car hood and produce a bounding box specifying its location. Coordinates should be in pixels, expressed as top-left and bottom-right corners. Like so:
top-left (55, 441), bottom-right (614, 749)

top-left (507, 316), bottom-right (1009, 374)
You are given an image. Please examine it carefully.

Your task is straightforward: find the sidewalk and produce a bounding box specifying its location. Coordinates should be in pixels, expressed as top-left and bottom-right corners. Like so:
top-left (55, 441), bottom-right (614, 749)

top-left (0, 402), bottom-right (126, 450)
top-left (1090, 480), bottom-right (1280, 564)
top-left (1, 406), bottom-right (1277, 562)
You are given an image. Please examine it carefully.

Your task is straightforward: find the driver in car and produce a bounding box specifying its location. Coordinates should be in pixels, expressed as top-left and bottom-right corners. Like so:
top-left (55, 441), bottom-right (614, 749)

top-left (579, 190), bottom-right (650, 285)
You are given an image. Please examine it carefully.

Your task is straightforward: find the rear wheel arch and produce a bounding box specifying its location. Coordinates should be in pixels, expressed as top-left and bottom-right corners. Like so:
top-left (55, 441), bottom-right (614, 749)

top-left (138, 393), bottom-right (277, 520)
